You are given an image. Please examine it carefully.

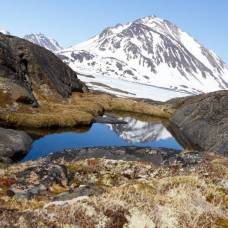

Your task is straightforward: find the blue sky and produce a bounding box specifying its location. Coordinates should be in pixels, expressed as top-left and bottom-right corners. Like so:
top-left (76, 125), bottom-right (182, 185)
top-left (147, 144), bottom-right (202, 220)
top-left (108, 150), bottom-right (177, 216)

top-left (1, 0), bottom-right (227, 62)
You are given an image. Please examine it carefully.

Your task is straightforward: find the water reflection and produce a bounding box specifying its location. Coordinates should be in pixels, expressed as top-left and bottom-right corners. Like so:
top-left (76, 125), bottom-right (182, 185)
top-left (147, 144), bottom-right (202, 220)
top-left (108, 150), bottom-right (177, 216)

top-left (107, 116), bottom-right (173, 143)
top-left (21, 114), bottom-right (182, 161)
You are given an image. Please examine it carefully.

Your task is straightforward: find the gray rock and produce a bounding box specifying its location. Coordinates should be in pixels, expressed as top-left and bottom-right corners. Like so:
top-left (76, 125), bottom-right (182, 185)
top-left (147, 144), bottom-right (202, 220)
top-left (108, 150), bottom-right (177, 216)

top-left (47, 146), bottom-right (180, 165)
top-left (0, 127), bottom-right (32, 162)
top-left (0, 33), bottom-right (88, 106)
top-left (54, 185), bottom-right (105, 201)
top-left (170, 90), bottom-right (228, 155)
top-left (10, 163), bottom-right (68, 199)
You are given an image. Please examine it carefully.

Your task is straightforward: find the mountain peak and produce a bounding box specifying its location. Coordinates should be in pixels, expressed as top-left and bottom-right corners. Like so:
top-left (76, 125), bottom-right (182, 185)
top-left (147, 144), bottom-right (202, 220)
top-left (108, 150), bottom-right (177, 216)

top-left (23, 33), bottom-right (63, 52)
top-left (59, 16), bottom-right (228, 98)
top-left (136, 15), bottom-right (163, 24)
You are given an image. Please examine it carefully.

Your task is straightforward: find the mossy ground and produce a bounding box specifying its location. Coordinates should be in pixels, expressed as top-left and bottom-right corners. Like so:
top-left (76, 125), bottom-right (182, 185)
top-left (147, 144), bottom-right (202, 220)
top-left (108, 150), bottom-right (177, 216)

top-left (0, 152), bottom-right (227, 227)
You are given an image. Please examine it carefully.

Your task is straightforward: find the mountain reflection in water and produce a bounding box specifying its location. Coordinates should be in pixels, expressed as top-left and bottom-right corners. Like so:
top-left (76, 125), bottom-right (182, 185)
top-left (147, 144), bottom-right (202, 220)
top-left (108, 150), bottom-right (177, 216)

top-left (22, 115), bottom-right (182, 161)
top-left (107, 116), bottom-right (172, 143)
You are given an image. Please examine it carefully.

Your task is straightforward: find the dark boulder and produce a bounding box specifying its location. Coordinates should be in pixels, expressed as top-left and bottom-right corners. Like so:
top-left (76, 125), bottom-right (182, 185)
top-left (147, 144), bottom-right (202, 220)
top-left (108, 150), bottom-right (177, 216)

top-left (0, 127), bottom-right (33, 162)
top-left (0, 32), bottom-right (88, 106)
top-left (170, 90), bottom-right (228, 155)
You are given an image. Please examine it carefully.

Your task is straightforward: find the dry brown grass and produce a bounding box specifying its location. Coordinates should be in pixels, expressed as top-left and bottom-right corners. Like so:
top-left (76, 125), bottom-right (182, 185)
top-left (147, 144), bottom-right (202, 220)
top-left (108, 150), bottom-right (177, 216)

top-left (39, 175), bottom-right (227, 228)
top-left (0, 154), bottom-right (227, 227)
top-left (0, 90), bottom-right (12, 107)
top-left (0, 196), bottom-right (45, 210)
top-left (0, 92), bottom-right (173, 128)
top-left (109, 97), bottom-right (172, 118)
top-left (41, 155), bottom-right (227, 227)
top-left (110, 110), bottom-right (168, 123)
top-left (0, 110), bottom-right (93, 128)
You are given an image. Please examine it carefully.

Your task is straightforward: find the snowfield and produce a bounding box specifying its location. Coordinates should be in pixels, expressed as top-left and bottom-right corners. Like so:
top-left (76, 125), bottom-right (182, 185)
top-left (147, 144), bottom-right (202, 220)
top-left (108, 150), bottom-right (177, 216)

top-left (77, 73), bottom-right (191, 101)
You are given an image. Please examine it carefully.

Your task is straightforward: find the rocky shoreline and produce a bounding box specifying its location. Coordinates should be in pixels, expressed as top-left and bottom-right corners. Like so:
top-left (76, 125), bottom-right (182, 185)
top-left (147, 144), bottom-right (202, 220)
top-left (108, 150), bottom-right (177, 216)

top-left (2, 89), bottom-right (228, 162)
top-left (0, 128), bottom-right (33, 163)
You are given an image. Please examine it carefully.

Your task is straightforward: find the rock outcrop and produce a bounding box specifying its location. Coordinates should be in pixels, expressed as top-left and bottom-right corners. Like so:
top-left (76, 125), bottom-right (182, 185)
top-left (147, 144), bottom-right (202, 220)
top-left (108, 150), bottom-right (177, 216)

top-left (0, 32), bottom-right (89, 163)
top-left (0, 128), bottom-right (32, 163)
top-left (170, 90), bottom-right (228, 155)
top-left (0, 32), bottom-right (88, 106)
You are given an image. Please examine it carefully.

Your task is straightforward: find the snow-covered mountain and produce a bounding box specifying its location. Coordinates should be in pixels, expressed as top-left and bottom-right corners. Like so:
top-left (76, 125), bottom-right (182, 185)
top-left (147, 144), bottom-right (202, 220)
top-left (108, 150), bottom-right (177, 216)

top-left (59, 16), bottom-right (228, 96)
top-left (24, 33), bottom-right (63, 52)
top-left (107, 116), bottom-right (172, 143)
top-left (0, 29), bottom-right (10, 35)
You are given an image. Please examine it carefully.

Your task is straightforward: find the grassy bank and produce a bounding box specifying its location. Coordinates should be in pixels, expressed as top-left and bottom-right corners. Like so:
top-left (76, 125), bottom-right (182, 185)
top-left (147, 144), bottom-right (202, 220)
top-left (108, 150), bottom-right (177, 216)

top-left (0, 92), bottom-right (173, 128)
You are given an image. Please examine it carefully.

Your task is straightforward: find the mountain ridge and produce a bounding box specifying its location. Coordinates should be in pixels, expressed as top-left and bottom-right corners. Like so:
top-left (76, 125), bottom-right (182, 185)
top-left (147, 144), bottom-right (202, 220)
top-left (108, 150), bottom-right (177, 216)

top-left (23, 33), bottom-right (63, 52)
top-left (58, 16), bottom-right (228, 96)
